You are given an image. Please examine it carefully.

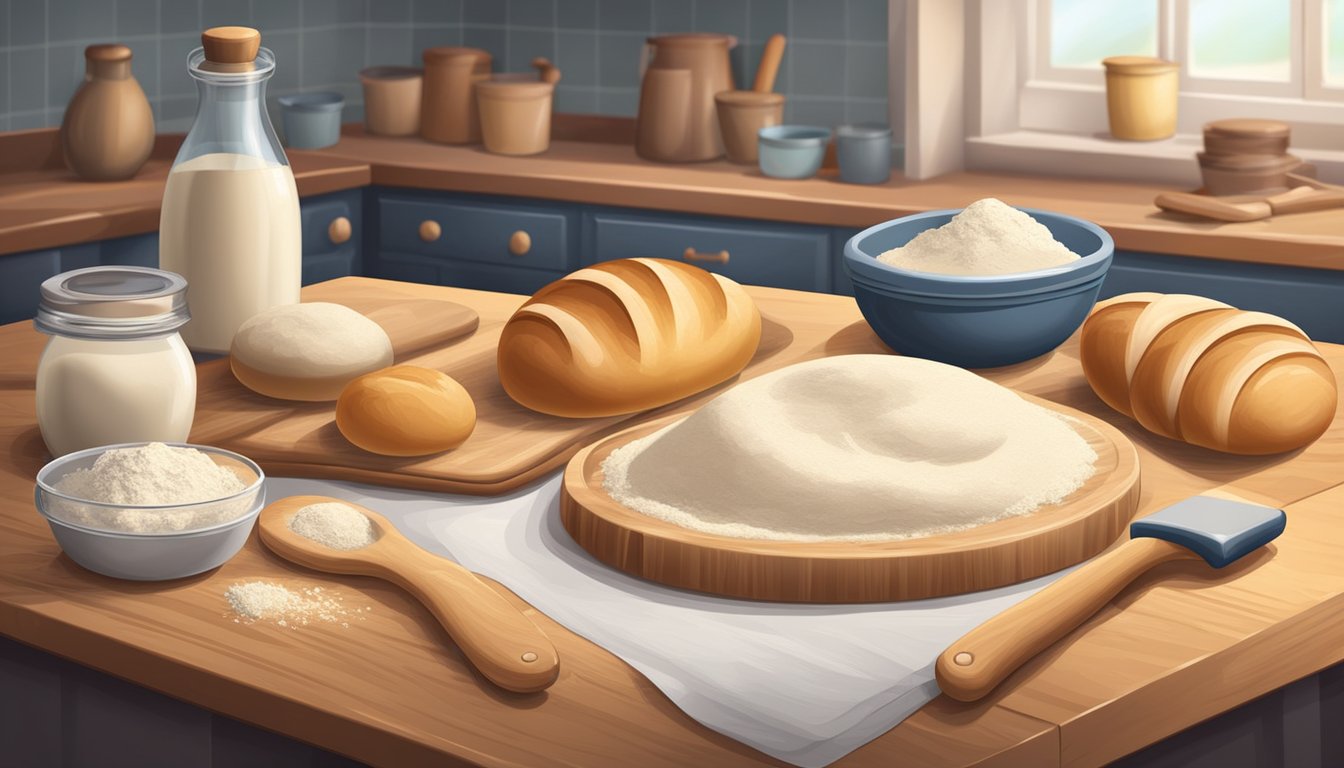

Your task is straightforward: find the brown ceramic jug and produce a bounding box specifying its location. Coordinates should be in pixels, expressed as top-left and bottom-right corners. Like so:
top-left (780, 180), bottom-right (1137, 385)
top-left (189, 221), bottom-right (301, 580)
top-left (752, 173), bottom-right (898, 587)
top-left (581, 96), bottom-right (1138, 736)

top-left (421, 46), bottom-right (492, 144)
top-left (60, 44), bottom-right (155, 181)
top-left (636, 34), bottom-right (735, 162)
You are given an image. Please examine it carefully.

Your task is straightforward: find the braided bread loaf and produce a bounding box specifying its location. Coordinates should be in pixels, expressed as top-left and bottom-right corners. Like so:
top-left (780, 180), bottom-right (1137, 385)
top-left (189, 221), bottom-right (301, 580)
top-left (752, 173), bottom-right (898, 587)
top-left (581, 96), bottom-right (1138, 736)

top-left (497, 258), bottom-right (762, 418)
top-left (1080, 292), bottom-right (1336, 454)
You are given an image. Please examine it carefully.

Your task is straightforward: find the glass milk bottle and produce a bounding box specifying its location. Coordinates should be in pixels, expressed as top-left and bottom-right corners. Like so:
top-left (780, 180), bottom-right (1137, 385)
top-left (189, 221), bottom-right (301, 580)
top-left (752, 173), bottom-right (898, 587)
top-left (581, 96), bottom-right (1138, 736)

top-left (159, 26), bottom-right (300, 354)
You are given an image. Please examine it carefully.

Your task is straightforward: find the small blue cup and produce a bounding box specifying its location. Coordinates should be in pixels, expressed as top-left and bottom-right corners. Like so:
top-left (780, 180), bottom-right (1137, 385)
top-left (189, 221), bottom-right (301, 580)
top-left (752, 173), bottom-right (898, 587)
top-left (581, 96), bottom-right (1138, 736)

top-left (278, 92), bottom-right (344, 149)
top-left (758, 125), bottom-right (831, 179)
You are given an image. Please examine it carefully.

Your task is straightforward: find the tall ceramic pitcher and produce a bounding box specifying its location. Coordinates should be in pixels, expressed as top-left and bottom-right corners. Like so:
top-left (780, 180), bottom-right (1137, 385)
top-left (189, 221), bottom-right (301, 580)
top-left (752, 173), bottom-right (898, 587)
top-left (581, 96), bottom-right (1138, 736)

top-left (636, 34), bottom-right (734, 162)
top-left (159, 26), bottom-right (301, 354)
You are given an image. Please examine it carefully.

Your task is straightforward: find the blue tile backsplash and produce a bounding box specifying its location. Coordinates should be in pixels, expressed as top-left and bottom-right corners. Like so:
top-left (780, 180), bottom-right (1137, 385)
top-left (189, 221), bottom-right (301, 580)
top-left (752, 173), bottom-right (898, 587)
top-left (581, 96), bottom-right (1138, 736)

top-left (0, 0), bottom-right (896, 136)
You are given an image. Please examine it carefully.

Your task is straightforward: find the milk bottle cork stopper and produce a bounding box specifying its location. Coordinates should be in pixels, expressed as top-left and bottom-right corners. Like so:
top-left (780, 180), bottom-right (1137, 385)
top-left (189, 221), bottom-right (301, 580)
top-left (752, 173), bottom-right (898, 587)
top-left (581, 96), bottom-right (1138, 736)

top-left (202, 26), bottom-right (260, 64)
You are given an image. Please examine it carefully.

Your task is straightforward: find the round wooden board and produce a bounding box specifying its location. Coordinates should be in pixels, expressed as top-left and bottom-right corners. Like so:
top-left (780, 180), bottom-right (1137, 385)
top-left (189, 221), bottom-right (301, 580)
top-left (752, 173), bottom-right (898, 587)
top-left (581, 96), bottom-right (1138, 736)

top-left (560, 393), bottom-right (1141, 603)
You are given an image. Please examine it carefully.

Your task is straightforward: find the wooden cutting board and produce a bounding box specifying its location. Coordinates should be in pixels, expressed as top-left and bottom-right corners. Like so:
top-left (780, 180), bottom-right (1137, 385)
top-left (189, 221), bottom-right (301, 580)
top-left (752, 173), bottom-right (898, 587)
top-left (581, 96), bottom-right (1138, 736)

top-left (189, 280), bottom-right (806, 495)
top-left (560, 396), bottom-right (1141, 603)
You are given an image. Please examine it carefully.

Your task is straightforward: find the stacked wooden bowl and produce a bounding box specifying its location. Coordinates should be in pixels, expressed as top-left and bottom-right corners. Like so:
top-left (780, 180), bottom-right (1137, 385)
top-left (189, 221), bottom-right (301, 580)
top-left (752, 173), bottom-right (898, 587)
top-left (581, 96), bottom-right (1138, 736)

top-left (1197, 119), bottom-right (1297, 195)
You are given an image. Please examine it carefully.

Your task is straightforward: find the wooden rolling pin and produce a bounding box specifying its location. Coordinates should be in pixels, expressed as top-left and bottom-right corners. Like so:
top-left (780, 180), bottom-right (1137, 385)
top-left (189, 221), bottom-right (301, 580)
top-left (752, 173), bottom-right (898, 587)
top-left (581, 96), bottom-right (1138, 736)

top-left (1156, 173), bottom-right (1344, 222)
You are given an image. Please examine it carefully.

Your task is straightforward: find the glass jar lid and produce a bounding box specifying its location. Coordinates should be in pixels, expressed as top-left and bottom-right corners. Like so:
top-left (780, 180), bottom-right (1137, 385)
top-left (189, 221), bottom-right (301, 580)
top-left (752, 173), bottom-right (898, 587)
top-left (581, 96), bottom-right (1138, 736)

top-left (34, 266), bottom-right (190, 339)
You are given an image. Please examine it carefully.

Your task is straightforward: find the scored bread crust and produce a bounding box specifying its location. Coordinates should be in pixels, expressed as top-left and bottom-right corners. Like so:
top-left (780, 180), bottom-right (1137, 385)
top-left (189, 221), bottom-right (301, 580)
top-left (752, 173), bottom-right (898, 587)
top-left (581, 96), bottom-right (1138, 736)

top-left (1079, 292), bottom-right (1336, 454)
top-left (497, 258), bottom-right (763, 418)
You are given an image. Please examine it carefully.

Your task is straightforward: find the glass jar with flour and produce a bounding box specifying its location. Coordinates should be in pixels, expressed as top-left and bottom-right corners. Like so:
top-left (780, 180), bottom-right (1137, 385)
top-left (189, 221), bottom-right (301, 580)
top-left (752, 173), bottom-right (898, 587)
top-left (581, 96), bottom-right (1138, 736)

top-left (34, 267), bottom-right (196, 457)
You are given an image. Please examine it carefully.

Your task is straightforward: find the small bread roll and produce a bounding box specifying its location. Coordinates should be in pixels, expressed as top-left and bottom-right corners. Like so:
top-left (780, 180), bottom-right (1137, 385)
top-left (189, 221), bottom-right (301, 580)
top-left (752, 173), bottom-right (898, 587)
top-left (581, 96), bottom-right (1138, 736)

top-left (231, 302), bottom-right (393, 401)
top-left (336, 365), bottom-right (476, 456)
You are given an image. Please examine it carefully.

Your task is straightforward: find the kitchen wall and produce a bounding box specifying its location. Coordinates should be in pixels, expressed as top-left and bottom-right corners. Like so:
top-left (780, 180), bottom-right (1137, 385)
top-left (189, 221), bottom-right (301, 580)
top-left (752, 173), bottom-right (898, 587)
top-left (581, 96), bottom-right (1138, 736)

top-left (0, 0), bottom-right (897, 135)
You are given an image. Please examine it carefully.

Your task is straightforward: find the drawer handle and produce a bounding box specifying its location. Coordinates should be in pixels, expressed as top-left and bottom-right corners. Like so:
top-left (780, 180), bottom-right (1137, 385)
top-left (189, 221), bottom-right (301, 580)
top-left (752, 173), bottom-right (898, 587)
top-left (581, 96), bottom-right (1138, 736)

top-left (682, 247), bottom-right (730, 265)
top-left (327, 216), bottom-right (352, 245)
top-left (509, 230), bottom-right (532, 256)
top-left (419, 220), bottom-right (442, 242)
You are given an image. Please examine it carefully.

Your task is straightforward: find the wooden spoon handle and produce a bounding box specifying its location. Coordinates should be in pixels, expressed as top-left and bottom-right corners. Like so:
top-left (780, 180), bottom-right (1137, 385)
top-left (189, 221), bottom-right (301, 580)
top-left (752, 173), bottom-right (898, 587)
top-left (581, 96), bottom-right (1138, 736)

top-left (532, 57), bottom-right (561, 85)
top-left (1267, 188), bottom-right (1344, 215)
top-left (393, 546), bottom-right (560, 693)
top-left (1154, 191), bottom-right (1269, 222)
top-left (935, 537), bottom-right (1196, 702)
top-left (753, 34), bottom-right (786, 93)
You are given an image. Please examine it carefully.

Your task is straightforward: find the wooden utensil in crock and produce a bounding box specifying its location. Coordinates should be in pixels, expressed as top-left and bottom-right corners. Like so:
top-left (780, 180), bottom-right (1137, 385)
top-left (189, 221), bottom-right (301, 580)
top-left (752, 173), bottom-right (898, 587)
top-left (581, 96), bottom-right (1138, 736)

top-left (715, 34), bottom-right (787, 164)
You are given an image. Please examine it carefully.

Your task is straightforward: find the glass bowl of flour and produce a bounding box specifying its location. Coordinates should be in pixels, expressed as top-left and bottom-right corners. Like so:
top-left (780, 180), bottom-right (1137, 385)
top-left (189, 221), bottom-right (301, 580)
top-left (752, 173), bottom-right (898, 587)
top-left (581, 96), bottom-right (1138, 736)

top-left (843, 199), bottom-right (1114, 368)
top-left (34, 442), bottom-right (265, 581)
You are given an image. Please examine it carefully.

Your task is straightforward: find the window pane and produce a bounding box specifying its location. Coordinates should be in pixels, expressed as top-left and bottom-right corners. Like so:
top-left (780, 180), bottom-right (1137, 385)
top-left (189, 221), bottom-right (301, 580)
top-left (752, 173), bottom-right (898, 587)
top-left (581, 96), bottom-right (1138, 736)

top-left (1050, 0), bottom-right (1158, 69)
top-left (1189, 0), bottom-right (1291, 81)
top-left (1329, 0), bottom-right (1344, 86)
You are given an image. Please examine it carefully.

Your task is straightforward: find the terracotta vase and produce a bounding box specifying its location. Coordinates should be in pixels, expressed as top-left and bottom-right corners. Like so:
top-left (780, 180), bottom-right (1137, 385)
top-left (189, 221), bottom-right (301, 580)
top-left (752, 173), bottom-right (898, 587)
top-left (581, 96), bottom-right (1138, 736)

top-left (60, 44), bottom-right (155, 181)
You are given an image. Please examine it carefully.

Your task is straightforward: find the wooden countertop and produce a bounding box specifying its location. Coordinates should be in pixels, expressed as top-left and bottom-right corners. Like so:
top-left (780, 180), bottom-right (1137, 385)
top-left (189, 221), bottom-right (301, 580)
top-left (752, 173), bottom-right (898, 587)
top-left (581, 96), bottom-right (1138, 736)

top-left (0, 129), bottom-right (370, 257)
top-left (4, 277), bottom-right (1344, 767)
top-left (2, 124), bottom-right (1342, 269)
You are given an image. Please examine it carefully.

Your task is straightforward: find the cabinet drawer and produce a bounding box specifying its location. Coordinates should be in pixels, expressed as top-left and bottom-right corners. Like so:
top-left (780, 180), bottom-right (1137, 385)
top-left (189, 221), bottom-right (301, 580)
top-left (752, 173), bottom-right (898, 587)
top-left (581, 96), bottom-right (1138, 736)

top-left (379, 194), bottom-right (575, 272)
top-left (371, 251), bottom-right (561, 296)
top-left (583, 211), bottom-right (831, 292)
top-left (1100, 250), bottom-right (1344, 344)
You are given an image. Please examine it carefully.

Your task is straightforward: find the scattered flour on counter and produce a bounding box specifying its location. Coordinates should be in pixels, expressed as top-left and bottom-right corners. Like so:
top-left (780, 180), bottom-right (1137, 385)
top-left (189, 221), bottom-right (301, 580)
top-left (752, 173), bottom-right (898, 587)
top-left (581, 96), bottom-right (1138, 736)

top-left (51, 442), bottom-right (252, 533)
top-left (288, 502), bottom-right (377, 550)
top-left (602, 355), bottom-right (1098, 542)
top-left (225, 581), bottom-right (370, 629)
top-left (877, 197), bottom-right (1080, 275)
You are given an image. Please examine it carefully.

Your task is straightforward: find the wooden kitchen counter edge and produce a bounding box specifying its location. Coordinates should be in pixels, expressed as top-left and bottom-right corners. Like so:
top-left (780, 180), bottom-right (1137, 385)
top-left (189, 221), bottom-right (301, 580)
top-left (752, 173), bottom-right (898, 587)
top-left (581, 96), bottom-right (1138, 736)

top-left (5, 277), bottom-right (1344, 768)
top-left (2, 124), bottom-right (1342, 270)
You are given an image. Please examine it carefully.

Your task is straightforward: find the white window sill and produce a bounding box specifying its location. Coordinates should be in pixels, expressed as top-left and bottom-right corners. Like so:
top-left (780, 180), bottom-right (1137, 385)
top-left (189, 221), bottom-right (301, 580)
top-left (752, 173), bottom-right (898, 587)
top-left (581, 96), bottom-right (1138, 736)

top-left (967, 130), bottom-right (1344, 188)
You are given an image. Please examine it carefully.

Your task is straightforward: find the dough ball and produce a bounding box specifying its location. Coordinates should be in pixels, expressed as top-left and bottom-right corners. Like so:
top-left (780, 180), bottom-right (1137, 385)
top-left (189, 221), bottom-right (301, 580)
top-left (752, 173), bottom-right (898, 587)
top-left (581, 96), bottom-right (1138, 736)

top-left (336, 365), bottom-right (476, 456)
top-left (230, 302), bottom-right (394, 401)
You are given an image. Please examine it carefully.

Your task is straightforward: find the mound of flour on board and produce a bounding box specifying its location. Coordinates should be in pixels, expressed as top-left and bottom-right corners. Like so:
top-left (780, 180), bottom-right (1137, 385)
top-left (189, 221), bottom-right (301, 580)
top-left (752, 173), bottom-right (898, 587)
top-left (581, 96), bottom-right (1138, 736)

top-left (601, 355), bottom-right (1098, 542)
top-left (877, 198), bottom-right (1080, 275)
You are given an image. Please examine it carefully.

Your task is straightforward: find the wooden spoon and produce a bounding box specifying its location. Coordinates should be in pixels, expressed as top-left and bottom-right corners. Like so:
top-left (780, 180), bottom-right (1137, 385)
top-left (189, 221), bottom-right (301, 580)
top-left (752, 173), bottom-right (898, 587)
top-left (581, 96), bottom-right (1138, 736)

top-left (258, 495), bottom-right (560, 693)
top-left (752, 34), bottom-right (787, 93)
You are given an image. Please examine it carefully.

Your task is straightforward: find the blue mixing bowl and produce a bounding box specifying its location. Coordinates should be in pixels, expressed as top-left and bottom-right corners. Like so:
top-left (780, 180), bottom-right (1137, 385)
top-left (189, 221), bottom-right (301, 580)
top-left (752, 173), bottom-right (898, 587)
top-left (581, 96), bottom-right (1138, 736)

top-left (842, 207), bottom-right (1114, 368)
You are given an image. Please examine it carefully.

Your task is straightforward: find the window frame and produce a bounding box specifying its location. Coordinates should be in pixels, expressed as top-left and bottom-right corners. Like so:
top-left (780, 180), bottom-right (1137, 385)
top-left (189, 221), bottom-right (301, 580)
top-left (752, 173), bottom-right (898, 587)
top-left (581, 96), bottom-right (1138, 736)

top-left (909, 0), bottom-right (1344, 183)
top-left (1304, 0), bottom-right (1344, 100)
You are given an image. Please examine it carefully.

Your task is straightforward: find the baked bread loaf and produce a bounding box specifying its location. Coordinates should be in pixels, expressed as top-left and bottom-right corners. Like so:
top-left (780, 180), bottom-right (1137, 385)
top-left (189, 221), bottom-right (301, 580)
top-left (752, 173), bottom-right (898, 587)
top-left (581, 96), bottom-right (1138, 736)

top-left (1080, 292), bottom-right (1336, 454)
top-left (336, 365), bottom-right (476, 456)
top-left (497, 258), bottom-right (762, 418)
top-left (231, 302), bottom-right (393, 401)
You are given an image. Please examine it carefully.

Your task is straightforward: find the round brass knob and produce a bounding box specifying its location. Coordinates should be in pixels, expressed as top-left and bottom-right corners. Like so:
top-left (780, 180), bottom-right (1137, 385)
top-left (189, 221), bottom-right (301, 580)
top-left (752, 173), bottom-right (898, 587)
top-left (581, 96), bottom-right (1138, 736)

top-left (327, 216), bottom-right (352, 245)
top-left (509, 230), bottom-right (531, 256)
top-left (419, 220), bottom-right (442, 242)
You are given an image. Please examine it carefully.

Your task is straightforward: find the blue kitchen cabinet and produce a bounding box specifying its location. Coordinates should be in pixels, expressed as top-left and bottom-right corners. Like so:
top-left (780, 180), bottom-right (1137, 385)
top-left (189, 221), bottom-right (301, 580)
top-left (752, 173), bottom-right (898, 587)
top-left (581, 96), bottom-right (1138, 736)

top-left (366, 188), bottom-right (579, 295)
top-left (366, 188), bottom-right (835, 296)
top-left (0, 235), bottom-right (153, 325)
top-left (299, 189), bottom-right (363, 286)
top-left (1100, 250), bottom-right (1344, 344)
top-left (583, 208), bottom-right (833, 293)
top-left (832, 228), bottom-right (861, 296)
top-left (0, 190), bottom-right (364, 326)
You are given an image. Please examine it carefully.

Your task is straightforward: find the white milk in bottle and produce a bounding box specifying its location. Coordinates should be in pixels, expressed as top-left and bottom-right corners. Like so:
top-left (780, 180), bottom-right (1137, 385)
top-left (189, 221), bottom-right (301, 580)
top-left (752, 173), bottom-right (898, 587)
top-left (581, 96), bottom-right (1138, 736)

top-left (159, 27), bottom-right (300, 353)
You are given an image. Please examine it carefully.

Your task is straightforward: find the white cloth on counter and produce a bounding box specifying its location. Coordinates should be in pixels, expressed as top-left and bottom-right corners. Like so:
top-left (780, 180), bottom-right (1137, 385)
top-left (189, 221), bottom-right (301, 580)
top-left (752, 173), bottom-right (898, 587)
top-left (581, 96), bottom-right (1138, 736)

top-left (265, 473), bottom-right (1075, 768)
